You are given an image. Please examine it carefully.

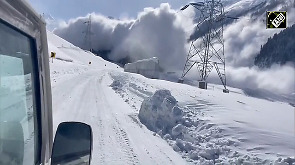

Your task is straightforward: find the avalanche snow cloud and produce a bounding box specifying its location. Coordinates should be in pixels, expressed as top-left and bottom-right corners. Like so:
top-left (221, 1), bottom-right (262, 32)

top-left (210, 7), bottom-right (295, 95)
top-left (54, 3), bottom-right (194, 71)
top-left (186, 2), bottom-right (295, 95)
top-left (53, 1), bottom-right (295, 95)
top-left (223, 6), bottom-right (295, 94)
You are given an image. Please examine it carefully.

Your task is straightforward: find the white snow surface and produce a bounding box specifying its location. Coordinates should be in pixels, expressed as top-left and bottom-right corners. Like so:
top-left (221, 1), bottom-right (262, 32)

top-left (47, 31), bottom-right (295, 164)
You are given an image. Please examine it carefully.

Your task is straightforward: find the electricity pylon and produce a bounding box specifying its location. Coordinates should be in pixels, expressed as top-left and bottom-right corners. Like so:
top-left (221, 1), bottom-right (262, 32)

top-left (83, 15), bottom-right (93, 52)
top-left (179, 0), bottom-right (234, 93)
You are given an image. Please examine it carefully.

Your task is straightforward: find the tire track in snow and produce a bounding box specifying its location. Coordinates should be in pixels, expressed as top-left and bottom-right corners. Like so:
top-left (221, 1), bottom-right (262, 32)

top-left (113, 117), bottom-right (139, 164)
top-left (101, 73), bottom-right (183, 164)
top-left (52, 74), bottom-right (92, 131)
top-left (94, 72), bottom-right (139, 164)
top-left (95, 118), bottom-right (106, 164)
top-left (92, 74), bottom-right (109, 164)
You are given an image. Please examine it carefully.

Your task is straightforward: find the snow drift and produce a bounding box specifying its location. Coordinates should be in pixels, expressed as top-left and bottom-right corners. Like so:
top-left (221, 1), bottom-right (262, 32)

top-left (138, 89), bottom-right (183, 134)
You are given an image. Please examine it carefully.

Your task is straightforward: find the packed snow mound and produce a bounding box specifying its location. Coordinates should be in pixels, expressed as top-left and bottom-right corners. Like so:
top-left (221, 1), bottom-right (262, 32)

top-left (138, 89), bottom-right (183, 134)
top-left (124, 57), bottom-right (160, 79)
top-left (110, 80), bottom-right (124, 90)
top-left (138, 89), bottom-right (239, 163)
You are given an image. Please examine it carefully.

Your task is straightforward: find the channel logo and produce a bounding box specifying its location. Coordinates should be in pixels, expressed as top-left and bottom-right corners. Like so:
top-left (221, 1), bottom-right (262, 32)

top-left (267, 11), bottom-right (287, 29)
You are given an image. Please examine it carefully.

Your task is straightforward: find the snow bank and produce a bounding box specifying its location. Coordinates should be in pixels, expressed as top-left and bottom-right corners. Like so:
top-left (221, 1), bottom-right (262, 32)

top-left (138, 89), bottom-right (234, 163)
top-left (138, 89), bottom-right (183, 134)
top-left (124, 57), bottom-right (160, 79)
top-left (137, 88), bottom-right (295, 164)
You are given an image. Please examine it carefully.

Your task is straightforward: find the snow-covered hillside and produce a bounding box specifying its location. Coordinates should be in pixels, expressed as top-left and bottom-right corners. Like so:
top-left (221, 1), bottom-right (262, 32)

top-left (47, 31), bottom-right (295, 164)
top-left (52, 0), bottom-right (295, 102)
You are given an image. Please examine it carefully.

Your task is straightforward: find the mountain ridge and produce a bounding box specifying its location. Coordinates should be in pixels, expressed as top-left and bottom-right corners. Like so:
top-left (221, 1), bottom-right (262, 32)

top-left (254, 24), bottom-right (295, 68)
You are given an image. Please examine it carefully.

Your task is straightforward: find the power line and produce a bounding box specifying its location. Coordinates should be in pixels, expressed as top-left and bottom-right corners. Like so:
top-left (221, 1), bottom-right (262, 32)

top-left (179, 0), bottom-right (237, 93)
top-left (83, 15), bottom-right (93, 52)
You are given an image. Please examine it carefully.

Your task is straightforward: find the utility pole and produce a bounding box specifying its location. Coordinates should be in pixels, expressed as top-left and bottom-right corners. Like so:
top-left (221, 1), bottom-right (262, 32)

top-left (83, 15), bottom-right (93, 52)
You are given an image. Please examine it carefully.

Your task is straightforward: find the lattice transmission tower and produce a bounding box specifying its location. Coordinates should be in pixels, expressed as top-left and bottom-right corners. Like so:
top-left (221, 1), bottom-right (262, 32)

top-left (83, 15), bottom-right (93, 52)
top-left (179, 0), bottom-right (233, 93)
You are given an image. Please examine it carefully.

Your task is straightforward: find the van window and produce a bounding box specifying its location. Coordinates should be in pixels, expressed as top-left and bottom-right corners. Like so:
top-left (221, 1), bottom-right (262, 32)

top-left (0, 20), bottom-right (39, 164)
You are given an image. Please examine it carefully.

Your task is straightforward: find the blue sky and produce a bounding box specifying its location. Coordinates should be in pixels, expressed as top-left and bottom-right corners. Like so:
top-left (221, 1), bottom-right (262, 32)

top-left (27, 0), bottom-right (191, 21)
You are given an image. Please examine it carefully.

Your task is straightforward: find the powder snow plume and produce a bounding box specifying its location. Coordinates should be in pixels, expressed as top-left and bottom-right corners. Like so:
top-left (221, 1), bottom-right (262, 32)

top-left (53, 1), bottom-right (294, 96)
top-left (54, 3), bottom-right (195, 71)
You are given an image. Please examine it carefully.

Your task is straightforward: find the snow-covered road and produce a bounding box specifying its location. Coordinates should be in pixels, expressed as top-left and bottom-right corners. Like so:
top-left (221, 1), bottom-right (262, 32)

top-left (51, 69), bottom-right (186, 165)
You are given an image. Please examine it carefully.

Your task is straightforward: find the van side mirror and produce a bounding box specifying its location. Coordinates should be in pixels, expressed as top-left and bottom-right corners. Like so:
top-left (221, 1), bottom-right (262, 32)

top-left (51, 122), bottom-right (92, 165)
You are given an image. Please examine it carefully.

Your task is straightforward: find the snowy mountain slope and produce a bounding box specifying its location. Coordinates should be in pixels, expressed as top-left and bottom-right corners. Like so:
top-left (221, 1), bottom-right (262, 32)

top-left (47, 31), bottom-right (295, 164)
top-left (47, 31), bottom-right (186, 165)
top-left (254, 24), bottom-right (295, 68)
